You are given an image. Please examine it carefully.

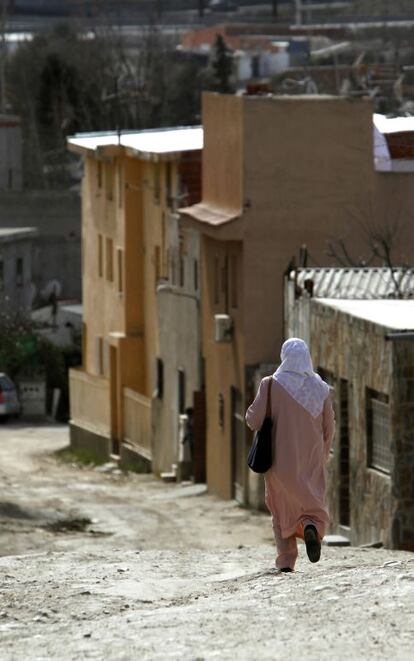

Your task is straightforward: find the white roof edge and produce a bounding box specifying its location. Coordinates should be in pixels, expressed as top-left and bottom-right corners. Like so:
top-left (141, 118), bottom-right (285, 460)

top-left (0, 227), bottom-right (38, 241)
top-left (67, 126), bottom-right (203, 156)
top-left (373, 113), bottom-right (414, 135)
top-left (316, 298), bottom-right (414, 331)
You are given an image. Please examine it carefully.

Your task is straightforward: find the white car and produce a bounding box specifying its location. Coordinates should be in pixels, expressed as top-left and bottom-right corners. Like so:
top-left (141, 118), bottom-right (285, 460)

top-left (0, 373), bottom-right (21, 420)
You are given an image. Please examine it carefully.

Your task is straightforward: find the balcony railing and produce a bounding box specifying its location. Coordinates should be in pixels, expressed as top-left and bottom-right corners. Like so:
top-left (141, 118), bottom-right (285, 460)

top-left (69, 368), bottom-right (110, 437)
top-left (123, 387), bottom-right (152, 460)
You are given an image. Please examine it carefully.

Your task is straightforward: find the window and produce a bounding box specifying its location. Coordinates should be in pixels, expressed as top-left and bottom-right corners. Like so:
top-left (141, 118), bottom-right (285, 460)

top-left (118, 164), bottom-right (124, 208)
top-left (165, 161), bottom-right (172, 208)
top-left (117, 249), bottom-right (123, 294)
top-left (214, 256), bottom-right (220, 304)
top-left (171, 248), bottom-right (177, 286)
top-left (154, 163), bottom-right (161, 204)
top-left (97, 161), bottom-right (102, 189)
top-left (98, 234), bottom-right (103, 278)
top-left (82, 322), bottom-right (87, 368)
top-left (0, 375), bottom-right (14, 391)
top-left (155, 245), bottom-right (161, 284)
top-left (194, 258), bottom-right (198, 292)
top-left (230, 254), bottom-right (238, 309)
top-left (105, 162), bottom-right (114, 201)
top-left (96, 337), bottom-right (104, 376)
top-left (178, 369), bottom-right (186, 414)
top-left (16, 257), bottom-right (23, 287)
top-left (156, 358), bottom-right (164, 399)
top-left (161, 212), bottom-right (168, 279)
top-left (104, 340), bottom-right (111, 377)
top-left (178, 234), bottom-right (185, 288)
top-left (318, 368), bottom-right (336, 456)
top-left (218, 393), bottom-right (225, 429)
top-left (366, 389), bottom-right (391, 474)
top-left (221, 256), bottom-right (228, 309)
top-left (106, 238), bottom-right (113, 282)
top-left (0, 259), bottom-right (4, 290)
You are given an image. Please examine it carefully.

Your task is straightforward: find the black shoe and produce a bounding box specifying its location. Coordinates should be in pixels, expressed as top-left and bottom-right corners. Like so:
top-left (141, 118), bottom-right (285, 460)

top-left (304, 524), bottom-right (321, 563)
top-left (280, 567), bottom-right (293, 573)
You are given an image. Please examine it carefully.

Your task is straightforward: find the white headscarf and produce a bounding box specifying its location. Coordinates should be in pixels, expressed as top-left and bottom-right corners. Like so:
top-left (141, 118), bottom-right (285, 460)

top-left (273, 338), bottom-right (330, 418)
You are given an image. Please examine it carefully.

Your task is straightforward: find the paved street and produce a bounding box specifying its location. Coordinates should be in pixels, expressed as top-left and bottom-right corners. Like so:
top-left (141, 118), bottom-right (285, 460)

top-left (0, 424), bottom-right (413, 660)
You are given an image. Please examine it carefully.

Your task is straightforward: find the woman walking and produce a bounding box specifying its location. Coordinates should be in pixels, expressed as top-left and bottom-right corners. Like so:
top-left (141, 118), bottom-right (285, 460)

top-left (245, 338), bottom-right (335, 573)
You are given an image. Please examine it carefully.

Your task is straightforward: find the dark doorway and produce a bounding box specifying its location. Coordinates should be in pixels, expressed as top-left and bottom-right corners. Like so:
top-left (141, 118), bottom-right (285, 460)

top-left (193, 389), bottom-right (206, 483)
top-left (339, 379), bottom-right (350, 527)
top-left (110, 345), bottom-right (119, 455)
top-left (178, 369), bottom-right (186, 414)
top-left (231, 386), bottom-right (245, 503)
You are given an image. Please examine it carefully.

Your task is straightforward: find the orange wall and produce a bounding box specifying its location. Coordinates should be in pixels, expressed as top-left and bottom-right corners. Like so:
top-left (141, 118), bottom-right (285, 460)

top-left (199, 92), bottom-right (414, 500)
top-left (202, 93), bottom-right (243, 213)
top-left (239, 94), bottom-right (414, 365)
top-left (82, 154), bottom-right (128, 377)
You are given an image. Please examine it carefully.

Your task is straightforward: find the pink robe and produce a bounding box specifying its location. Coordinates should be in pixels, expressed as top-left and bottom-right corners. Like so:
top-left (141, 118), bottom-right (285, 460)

top-left (246, 376), bottom-right (335, 540)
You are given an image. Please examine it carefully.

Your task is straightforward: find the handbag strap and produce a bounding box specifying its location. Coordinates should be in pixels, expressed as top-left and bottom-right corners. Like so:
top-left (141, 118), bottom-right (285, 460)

top-left (265, 377), bottom-right (272, 417)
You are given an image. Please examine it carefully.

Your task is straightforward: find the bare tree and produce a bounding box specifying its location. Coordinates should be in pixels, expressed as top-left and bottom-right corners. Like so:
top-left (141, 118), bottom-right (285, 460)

top-left (327, 199), bottom-right (412, 297)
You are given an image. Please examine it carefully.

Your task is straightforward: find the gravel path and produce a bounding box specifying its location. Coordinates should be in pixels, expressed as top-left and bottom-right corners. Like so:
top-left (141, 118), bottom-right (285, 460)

top-left (0, 424), bottom-right (413, 660)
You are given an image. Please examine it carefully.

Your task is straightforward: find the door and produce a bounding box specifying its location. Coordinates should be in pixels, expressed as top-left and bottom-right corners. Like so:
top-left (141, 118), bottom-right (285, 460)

top-left (231, 386), bottom-right (245, 503)
top-left (110, 345), bottom-right (119, 455)
top-left (193, 389), bottom-right (206, 483)
top-left (339, 379), bottom-right (350, 527)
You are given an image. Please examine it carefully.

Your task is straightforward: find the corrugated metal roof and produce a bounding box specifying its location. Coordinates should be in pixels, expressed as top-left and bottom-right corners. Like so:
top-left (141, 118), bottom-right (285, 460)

top-left (293, 267), bottom-right (414, 299)
top-left (67, 126), bottom-right (203, 158)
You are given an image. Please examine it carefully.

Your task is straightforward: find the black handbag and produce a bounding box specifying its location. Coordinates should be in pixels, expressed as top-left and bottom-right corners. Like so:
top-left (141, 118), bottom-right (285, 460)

top-left (247, 378), bottom-right (273, 474)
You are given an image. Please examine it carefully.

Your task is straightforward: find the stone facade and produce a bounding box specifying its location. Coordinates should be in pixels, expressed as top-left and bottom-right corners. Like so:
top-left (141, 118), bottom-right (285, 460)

top-left (299, 299), bottom-right (414, 551)
top-left (390, 340), bottom-right (414, 551)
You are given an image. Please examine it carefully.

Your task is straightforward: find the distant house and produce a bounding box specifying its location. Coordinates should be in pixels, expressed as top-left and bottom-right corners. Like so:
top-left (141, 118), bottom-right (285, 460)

top-left (285, 267), bottom-right (414, 551)
top-left (67, 127), bottom-right (202, 468)
top-left (374, 114), bottom-right (414, 173)
top-left (180, 24), bottom-right (309, 83)
top-left (180, 92), bottom-right (414, 506)
top-left (0, 115), bottom-right (81, 303)
top-left (0, 227), bottom-right (37, 314)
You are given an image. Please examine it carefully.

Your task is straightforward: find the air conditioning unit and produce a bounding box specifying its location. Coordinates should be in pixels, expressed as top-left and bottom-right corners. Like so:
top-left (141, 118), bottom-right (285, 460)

top-left (214, 314), bottom-right (233, 343)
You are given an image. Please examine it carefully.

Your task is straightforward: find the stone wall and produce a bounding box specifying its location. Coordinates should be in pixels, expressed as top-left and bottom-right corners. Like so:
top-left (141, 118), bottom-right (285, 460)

top-left (309, 300), bottom-right (394, 547)
top-left (391, 340), bottom-right (414, 551)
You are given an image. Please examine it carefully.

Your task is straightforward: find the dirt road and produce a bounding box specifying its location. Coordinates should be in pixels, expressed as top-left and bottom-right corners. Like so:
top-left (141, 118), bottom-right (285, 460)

top-left (0, 424), bottom-right (413, 660)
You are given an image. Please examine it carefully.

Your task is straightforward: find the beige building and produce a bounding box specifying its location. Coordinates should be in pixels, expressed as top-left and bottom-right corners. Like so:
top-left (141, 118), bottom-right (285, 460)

top-left (180, 92), bottom-right (414, 503)
top-left (67, 128), bottom-right (202, 464)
